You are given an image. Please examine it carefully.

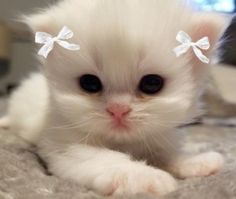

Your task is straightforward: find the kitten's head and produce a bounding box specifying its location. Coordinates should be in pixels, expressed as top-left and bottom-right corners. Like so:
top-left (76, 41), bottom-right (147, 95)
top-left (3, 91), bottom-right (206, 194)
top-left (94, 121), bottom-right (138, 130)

top-left (25, 0), bottom-right (225, 143)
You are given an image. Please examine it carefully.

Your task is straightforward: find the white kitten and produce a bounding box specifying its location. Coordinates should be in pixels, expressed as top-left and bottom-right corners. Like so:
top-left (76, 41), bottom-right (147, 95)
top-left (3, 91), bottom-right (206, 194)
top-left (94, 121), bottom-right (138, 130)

top-left (1, 0), bottom-right (226, 196)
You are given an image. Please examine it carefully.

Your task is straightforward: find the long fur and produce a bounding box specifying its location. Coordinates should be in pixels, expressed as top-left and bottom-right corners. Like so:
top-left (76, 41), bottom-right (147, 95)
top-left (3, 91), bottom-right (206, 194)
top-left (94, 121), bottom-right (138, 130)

top-left (2, 0), bottom-right (226, 196)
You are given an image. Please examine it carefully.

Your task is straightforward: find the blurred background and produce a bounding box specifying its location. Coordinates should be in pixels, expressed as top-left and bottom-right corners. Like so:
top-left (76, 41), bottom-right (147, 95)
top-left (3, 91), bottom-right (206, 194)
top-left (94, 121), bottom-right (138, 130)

top-left (193, 0), bottom-right (235, 12)
top-left (0, 0), bottom-right (56, 94)
top-left (0, 0), bottom-right (235, 120)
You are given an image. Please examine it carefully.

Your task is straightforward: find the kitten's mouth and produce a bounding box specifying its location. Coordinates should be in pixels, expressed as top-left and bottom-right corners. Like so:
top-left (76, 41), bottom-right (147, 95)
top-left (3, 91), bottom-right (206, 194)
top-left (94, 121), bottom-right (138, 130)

top-left (110, 120), bottom-right (131, 132)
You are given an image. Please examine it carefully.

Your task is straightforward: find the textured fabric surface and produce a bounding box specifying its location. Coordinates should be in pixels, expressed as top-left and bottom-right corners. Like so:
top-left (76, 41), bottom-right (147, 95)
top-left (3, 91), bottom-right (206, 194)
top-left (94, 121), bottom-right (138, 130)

top-left (1, 124), bottom-right (236, 199)
top-left (1, 95), bottom-right (236, 199)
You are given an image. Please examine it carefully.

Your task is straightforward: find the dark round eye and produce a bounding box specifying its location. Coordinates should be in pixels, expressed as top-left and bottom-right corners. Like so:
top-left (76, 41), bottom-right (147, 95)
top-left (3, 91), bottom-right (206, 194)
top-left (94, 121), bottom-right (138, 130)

top-left (139, 74), bottom-right (165, 95)
top-left (79, 74), bottom-right (103, 93)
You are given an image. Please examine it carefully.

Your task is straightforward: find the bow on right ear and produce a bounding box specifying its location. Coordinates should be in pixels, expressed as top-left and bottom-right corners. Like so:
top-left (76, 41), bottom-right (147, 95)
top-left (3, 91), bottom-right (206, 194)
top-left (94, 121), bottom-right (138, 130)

top-left (173, 31), bottom-right (210, 64)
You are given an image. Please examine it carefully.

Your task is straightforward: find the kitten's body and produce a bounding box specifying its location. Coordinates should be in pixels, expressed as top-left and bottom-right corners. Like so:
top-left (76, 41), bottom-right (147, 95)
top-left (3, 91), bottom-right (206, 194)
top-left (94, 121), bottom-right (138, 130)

top-left (1, 0), bottom-right (226, 196)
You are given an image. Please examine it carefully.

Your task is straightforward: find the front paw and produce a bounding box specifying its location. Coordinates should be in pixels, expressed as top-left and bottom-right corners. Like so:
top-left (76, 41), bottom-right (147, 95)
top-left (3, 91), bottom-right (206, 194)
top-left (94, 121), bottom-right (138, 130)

top-left (92, 164), bottom-right (177, 196)
top-left (170, 152), bottom-right (224, 178)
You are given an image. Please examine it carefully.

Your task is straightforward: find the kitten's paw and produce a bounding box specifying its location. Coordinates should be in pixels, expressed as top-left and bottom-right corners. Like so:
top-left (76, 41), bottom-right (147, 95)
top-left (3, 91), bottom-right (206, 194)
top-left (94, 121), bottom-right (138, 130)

top-left (92, 165), bottom-right (177, 196)
top-left (170, 152), bottom-right (224, 179)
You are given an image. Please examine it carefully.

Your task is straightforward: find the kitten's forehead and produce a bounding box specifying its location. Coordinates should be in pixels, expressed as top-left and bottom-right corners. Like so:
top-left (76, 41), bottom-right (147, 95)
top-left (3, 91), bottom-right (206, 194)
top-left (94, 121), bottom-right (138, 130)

top-left (69, 24), bottom-right (180, 91)
top-left (60, 0), bottom-right (189, 66)
top-left (85, 28), bottom-right (177, 82)
top-left (43, 0), bottom-right (192, 90)
top-left (85, 32), bottom-right (158, 90)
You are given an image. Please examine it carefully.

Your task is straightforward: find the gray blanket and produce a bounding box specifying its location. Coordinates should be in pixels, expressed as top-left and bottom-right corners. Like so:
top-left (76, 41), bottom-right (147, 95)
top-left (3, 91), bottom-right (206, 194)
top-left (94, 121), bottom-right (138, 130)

top-left (1, 123), bottom-right (236, 199)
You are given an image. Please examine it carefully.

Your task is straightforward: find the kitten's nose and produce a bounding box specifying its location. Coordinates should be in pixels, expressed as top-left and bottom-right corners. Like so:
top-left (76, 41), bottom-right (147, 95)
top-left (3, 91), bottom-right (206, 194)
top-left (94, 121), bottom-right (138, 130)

top-left (106, 104), bottom-right (132, 120)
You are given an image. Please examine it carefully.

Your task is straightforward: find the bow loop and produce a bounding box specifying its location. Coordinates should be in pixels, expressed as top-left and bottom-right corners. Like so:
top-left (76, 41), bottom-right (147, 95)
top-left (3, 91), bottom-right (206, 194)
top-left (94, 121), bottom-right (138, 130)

top-left (56, 26), bottom-right (74, 40)
top-left (195, 37), bottom-right (210, 50)
top-left (173, 31), bottom-right (210, 64)
top-left (56, 40), bottom-right (81, 51)
top-left (173, 44), bottom-right (191, 57)
top-left (35, 26), bottom-right (80, 58)
top-left (35, 32), bottom-right (52, 44)
top-left (176, 31), bottom-right (192, 44)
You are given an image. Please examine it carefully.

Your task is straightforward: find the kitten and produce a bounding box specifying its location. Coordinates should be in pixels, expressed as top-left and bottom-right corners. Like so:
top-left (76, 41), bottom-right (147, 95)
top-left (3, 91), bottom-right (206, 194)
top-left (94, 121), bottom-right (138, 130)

top-left (0, 0), bottom-right (226, 196)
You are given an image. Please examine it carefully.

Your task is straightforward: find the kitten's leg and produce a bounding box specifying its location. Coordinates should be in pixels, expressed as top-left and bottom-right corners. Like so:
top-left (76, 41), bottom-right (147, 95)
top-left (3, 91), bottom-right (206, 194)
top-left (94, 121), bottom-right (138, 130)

top-left (2, 73), bottom-right (48, 143)
top-left (167, 151), bottom-right (224, 178)
top-left (41, 144), bottom-right (177, 196)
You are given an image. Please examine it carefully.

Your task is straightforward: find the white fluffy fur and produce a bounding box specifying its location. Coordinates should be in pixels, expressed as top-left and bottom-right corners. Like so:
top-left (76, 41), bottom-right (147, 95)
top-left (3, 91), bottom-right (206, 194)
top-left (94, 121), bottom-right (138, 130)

top-left (0, 0), bottom-right (226, 196)
top-left (5, 73), bottom-right (49, 142)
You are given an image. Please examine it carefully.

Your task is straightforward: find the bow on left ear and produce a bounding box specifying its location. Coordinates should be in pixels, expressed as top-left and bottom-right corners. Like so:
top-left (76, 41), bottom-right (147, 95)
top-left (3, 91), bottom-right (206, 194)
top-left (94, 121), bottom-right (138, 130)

top-left (35, 26), bottom-right (80, 58)
top-left (173, 31), bottom-right (210, 64)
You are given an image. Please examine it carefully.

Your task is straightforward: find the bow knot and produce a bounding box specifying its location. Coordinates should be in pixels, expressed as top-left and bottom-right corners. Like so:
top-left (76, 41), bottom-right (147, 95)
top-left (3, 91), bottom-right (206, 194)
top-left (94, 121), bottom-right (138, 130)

top-left (35, 26), bottom-right (80, 58)
top-left (173, 31), bottom-right (210, 64)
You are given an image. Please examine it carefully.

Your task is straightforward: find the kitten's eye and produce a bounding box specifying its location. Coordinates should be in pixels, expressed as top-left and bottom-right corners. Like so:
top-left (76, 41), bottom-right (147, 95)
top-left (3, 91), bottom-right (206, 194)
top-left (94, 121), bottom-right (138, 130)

top-left (79, 74), bottom-right (103, 93)
top-left (139, 74), bottom-right (165, 95)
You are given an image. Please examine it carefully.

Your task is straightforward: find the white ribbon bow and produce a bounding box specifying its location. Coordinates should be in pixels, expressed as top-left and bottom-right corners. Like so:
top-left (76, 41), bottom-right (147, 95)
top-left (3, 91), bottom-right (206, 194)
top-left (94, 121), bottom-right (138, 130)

top-left (173, 31), bottom-right (210, 64)
top-left (35, 26), bottom-right (80, 58)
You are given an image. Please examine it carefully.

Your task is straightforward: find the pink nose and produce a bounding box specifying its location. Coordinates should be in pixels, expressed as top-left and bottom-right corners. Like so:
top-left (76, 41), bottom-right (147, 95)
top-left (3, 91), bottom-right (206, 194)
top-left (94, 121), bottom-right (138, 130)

top-left (106, 104), bottom-right (131, 120)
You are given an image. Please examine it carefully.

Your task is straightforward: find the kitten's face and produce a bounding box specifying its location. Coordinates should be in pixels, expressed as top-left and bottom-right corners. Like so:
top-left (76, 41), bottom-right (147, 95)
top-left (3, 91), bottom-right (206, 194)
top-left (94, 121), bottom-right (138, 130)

top-left (45, 31), bottom-right (197, 143)
top-left (28, 0), bottom-right (222, 143)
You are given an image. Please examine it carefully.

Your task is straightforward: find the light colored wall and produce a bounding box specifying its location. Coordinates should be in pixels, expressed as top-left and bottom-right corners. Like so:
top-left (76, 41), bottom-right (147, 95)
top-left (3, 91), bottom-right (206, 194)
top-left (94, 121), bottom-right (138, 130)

top-left (0, 0), bottom-right (56, 90)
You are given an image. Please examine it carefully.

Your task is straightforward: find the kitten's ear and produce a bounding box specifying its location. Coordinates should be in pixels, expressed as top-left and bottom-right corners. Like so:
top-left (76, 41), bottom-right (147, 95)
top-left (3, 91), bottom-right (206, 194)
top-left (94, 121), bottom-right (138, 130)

top-left (187, 13), bottom-right (229, 77)
top-left (188, 13), bottom-right (228, 58)
top-left (22, 12), bottom-right (54, 33)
